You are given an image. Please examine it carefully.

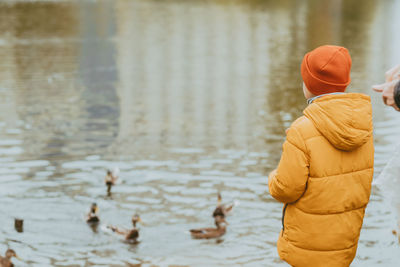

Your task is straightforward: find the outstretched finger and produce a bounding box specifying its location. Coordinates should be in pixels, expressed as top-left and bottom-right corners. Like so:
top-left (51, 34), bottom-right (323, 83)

top-left (372, 83), bottom-right (386, 92)
top-left (373, 79), bottom-right (400, 92)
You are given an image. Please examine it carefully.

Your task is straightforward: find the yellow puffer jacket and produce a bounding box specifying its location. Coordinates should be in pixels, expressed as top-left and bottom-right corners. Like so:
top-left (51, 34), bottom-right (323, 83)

top-left (268, 93), bottom-right (374, 267)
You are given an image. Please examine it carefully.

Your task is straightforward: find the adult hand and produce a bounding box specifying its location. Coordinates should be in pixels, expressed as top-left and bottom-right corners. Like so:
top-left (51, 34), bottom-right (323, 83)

top-left (372, 65), bottom-right (400, 111)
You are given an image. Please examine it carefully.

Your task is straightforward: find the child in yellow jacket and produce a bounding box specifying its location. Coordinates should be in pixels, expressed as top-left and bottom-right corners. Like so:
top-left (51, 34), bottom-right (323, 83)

top-left (268, 45), bottom-right (374, 267)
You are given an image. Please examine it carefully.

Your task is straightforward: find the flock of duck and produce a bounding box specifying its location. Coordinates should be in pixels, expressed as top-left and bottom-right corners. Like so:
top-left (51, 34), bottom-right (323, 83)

top-left (1, 169), bottom-right (237, 266)
top-left (87, 169), bottom-right (237, 242)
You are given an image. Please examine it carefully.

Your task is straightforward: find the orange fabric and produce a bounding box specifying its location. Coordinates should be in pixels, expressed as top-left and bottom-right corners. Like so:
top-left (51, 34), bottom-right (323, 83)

top-left (301, 45), bottom-right (352, 95)
top-left (268, 93), bottom-right (374, 267)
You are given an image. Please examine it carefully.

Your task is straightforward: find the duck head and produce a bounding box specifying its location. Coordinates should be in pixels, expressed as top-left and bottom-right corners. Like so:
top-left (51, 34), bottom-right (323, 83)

top-left (90, 203), bottom-right (98, 214)
top-left (5, 249), bottom-right (20, 260)
top-left (132, 214), bottom-right (142, 228)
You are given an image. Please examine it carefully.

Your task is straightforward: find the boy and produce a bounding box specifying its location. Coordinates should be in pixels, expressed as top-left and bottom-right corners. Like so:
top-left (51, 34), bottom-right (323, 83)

top-left (268, 45), bottom-right (374, 267)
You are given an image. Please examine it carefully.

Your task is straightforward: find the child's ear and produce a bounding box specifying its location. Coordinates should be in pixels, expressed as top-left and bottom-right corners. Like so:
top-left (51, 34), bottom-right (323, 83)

top-left (285, 128), bottom-right (290, 134)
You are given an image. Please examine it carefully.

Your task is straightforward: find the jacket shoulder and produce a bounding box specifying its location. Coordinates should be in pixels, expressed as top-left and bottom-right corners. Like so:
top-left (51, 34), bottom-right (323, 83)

top-left (289, 116), bottom-right (320, 143)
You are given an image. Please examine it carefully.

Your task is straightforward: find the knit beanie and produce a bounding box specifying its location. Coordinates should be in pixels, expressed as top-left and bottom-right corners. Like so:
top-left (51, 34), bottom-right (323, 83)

top-left (301, 45), bottom-right (352, 96)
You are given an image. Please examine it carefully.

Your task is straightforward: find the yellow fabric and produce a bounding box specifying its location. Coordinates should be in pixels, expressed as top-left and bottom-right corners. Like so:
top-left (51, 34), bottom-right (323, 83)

top-left (268, 93), bottom-right (374, 267)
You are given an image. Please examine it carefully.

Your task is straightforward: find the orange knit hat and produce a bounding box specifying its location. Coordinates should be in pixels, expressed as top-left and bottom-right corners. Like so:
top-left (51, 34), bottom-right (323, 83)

top-left (301, 45), bottom-right (352, 96)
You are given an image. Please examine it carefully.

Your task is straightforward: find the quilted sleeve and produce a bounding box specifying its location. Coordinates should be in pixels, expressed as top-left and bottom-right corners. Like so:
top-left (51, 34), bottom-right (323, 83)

top-left (268, 126), bottom-right (309, 203)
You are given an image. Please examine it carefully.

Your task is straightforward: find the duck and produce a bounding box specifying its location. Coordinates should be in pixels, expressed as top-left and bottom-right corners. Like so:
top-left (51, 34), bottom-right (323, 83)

top-left (212, 193), bottom-right (237, 218)
top-left (86, 203), bottom-right (100, 224)
top-left (0, 249), bottom-right (20, 267)
top-left (108, 214), bottom-right (142, 243)
top-left (190, 215), bottom-right (228, 239)
top-left (105, 168), bottom-right (119, 195)
top-left (14, 218), bottom-right (23, 233)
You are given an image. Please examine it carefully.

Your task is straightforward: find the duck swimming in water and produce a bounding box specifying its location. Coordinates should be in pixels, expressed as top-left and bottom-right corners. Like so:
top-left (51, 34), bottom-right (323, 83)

top-left (190, 215), bottom-right (228, 239)
top-left (108, 214), bottom-right (142, 243)
top-left (0, 249), bottom-right (20, 267)
top-left (212, 193), bottom-right (237, 218)
top-left (86, 203), bottom-right (100, 224)
top-left (14, 218), bottom-right (23, 233)
top-left (105, 168), bottom-right (119, 195)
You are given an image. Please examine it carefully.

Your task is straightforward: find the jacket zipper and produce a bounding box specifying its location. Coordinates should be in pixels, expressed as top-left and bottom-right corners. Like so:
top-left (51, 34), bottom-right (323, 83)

top-left (282, 203), bottom-right (288, 232)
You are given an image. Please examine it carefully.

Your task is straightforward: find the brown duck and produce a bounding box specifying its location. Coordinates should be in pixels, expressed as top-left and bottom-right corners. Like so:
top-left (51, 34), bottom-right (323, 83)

top-left (86, 203), bottom-right (100, 224)
top-left (0, 249), bottom-right (20, 267)
top-left (105, 169), bottom-right (118, 195)
top-left (212, 193), bottom-right (236, 218)
top-left (190, 215), bottom-right (228, 239)
top-left (109, 214), bottom-right (142, 243)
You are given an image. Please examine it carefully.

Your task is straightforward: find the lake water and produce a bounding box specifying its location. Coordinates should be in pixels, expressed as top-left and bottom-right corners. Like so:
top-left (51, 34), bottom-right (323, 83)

top-left (0, 0), bottom-right (400, 266)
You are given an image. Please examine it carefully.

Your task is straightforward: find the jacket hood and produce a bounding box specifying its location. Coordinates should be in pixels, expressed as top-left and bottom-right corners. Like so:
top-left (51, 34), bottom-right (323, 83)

top-left (303, 93), bottom-right (373, 151)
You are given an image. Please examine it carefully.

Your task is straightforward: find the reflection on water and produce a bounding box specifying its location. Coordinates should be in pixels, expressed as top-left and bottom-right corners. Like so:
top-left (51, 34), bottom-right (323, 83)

top-left (0, 0), bottom-right (399, 266)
